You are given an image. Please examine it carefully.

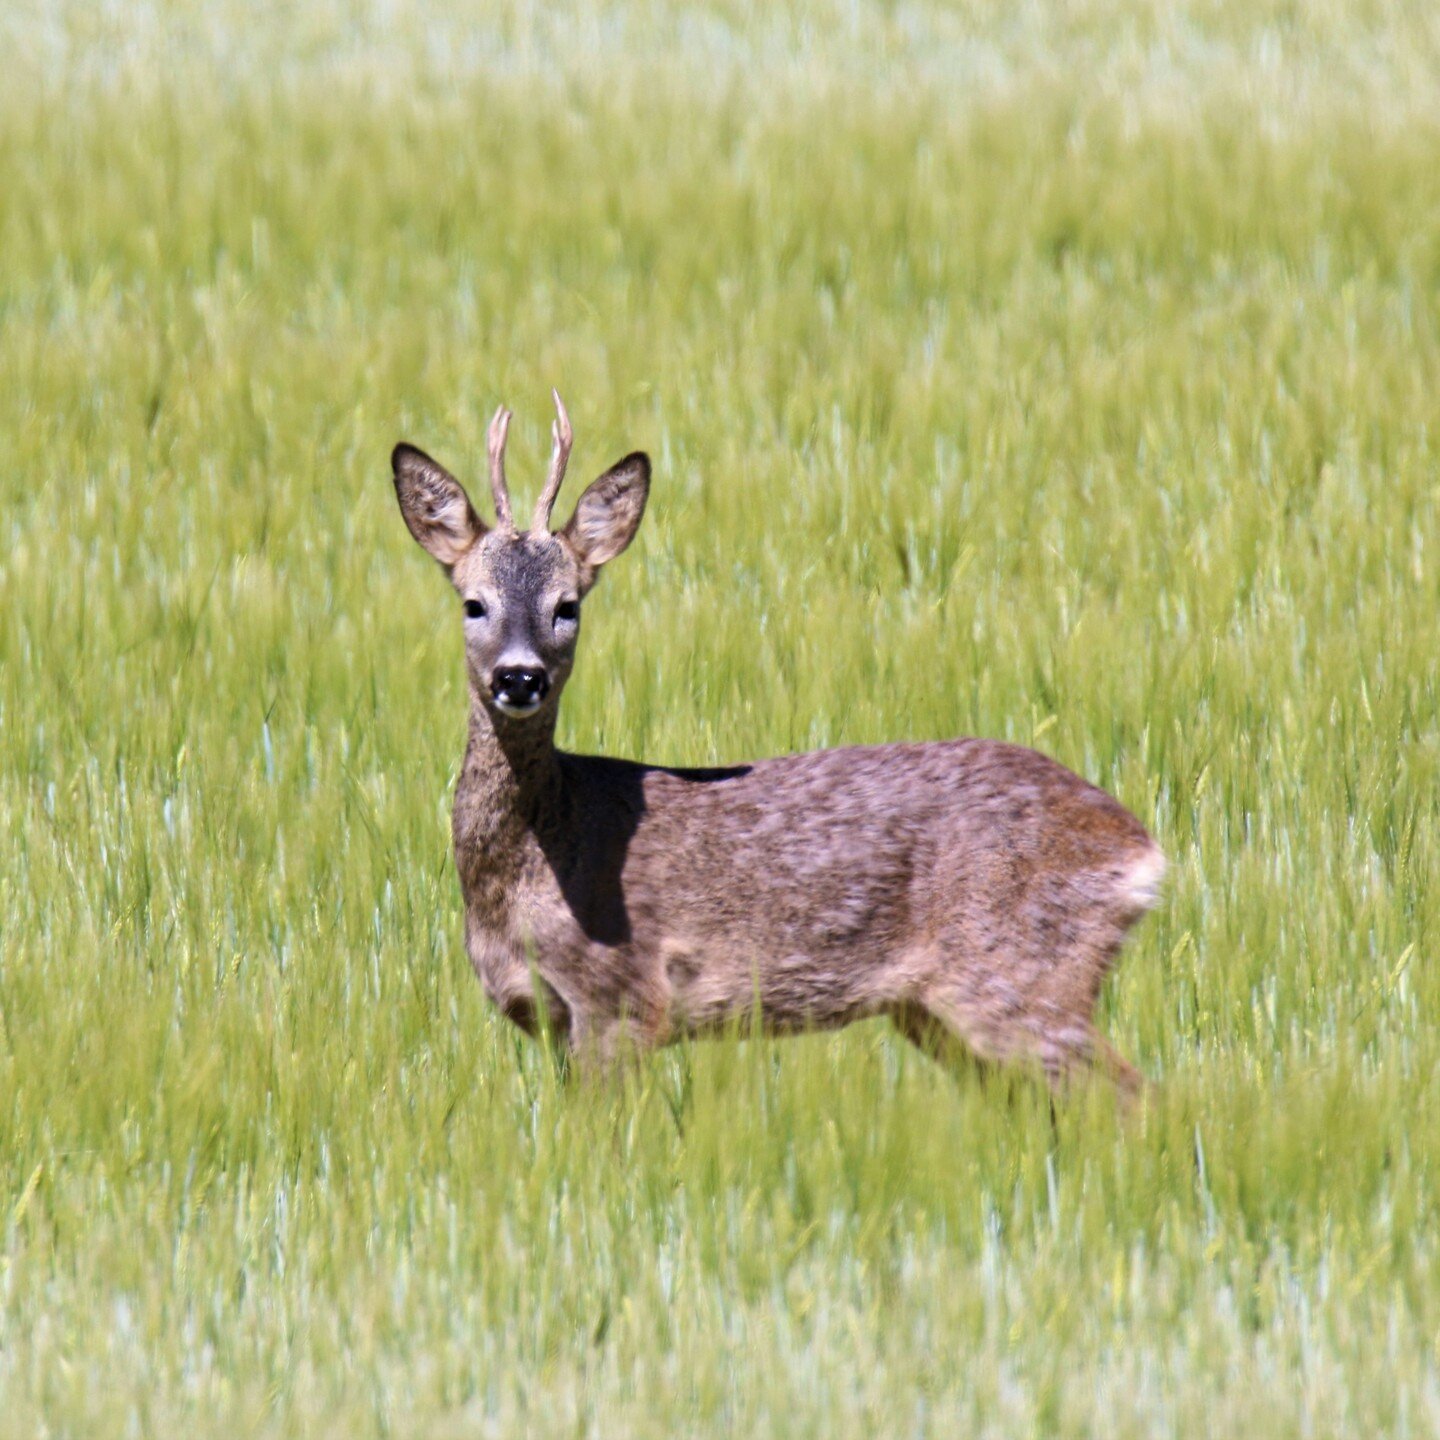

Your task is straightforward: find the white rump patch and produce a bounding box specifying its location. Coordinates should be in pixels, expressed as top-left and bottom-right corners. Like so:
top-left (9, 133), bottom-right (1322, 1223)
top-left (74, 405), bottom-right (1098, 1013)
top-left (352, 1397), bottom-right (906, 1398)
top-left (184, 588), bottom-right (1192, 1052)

top-left (1119, 845), bottom-right (1168, 911)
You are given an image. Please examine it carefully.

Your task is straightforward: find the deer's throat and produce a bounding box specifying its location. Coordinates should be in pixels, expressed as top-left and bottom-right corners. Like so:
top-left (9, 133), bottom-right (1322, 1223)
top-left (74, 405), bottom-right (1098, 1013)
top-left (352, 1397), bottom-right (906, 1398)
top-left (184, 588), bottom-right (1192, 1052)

top-left (461, 696), bottom-right (564, 822)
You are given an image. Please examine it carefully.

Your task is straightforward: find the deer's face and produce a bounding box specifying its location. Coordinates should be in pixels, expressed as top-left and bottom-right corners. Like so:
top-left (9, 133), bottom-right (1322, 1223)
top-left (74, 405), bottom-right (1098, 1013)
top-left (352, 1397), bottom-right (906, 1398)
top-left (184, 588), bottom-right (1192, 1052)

top-left (451, 531), bottom-right (583, 718)
top-left (391, 403), bottom-right (648, 724)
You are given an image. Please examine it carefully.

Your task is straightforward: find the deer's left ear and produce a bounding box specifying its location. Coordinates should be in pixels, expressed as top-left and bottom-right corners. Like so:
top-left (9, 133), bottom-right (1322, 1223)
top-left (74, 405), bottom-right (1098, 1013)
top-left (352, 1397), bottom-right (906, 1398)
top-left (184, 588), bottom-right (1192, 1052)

top-left (561, 453), bottom-right (650, 577)
top-left (392, 443), bottom-right (486, 567)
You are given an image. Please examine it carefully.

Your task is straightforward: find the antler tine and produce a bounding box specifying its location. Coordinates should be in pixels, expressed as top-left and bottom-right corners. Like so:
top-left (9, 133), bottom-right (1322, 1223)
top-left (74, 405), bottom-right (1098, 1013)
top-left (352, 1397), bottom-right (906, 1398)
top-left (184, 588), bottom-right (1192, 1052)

top-left (487, 405), bottom-right (515, 531)
top-left (532, 388), bottom-right (573, 533)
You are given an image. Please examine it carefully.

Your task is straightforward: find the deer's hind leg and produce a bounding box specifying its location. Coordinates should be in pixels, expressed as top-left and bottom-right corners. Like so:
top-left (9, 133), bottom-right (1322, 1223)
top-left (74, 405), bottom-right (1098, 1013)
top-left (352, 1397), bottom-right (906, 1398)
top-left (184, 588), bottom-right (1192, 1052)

top-left (900, 980), bottom-right (1137, 1097)
top-left (889, 1001), bottom-right (1001, 1085)
top-left (1028, 901), bottom-right (1148, 1100)
top-left (904, 914), bottom-right (1145, 1099)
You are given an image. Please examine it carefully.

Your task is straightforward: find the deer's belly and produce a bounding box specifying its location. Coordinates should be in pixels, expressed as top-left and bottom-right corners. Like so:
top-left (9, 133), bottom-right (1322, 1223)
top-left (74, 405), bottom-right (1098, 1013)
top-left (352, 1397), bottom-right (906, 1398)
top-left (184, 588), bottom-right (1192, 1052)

top-left (658, 933), bottom-right (914, 1034)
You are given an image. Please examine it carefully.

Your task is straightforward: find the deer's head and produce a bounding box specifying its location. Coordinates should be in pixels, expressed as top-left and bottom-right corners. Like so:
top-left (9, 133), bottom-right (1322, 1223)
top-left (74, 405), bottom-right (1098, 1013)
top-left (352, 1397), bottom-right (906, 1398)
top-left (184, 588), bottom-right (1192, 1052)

top-left (392, 392), bottom-right (649, 720)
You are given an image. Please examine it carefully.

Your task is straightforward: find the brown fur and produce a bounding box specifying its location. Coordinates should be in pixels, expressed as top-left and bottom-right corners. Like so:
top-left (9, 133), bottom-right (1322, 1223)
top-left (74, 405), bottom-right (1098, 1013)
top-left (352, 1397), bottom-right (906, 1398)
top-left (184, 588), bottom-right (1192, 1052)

top-left (391, 412), bottom-right (1165, 1094)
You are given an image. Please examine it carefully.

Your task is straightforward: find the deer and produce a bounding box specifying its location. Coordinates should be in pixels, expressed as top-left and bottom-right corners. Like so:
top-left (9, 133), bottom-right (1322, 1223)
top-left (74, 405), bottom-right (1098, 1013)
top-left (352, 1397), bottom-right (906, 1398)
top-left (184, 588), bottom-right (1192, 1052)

top-left (390, 393), bottom-right (1166, 1095)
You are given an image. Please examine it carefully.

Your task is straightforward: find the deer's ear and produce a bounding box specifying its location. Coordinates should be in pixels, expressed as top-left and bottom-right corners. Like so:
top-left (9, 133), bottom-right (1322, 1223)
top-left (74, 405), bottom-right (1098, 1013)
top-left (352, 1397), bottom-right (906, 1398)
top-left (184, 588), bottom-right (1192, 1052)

top-left (392, 444), bottom-right (485, 567)
top-left (561, 453), bottom-right (650, 576)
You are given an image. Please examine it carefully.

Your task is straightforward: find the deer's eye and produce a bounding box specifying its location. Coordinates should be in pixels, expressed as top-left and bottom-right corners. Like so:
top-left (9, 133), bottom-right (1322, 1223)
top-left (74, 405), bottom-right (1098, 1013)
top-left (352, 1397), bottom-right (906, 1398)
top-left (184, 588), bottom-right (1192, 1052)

top-left (554, 600), bottom-right (579, 624)
top-left (463, 599), bottom-right (486, 620)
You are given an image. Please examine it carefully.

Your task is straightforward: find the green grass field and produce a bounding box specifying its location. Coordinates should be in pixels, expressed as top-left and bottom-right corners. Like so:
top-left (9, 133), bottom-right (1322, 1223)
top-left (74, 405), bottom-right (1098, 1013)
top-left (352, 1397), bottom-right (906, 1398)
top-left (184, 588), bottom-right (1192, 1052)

top-left (2, 1), bottom-right (1438, 1433)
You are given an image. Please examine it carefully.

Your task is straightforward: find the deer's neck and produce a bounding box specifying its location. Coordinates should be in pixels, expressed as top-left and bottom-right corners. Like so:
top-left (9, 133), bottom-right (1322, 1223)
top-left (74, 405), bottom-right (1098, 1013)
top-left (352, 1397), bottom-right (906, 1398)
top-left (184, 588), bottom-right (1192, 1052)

top-left (458, 692), bottom-right (567, 851)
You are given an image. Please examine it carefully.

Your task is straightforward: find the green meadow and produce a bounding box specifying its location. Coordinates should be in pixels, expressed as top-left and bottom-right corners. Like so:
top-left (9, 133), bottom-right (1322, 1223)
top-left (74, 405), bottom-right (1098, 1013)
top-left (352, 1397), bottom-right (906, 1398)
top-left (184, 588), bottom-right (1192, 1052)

top-left (2, 1), bottom-right (1438, 1433)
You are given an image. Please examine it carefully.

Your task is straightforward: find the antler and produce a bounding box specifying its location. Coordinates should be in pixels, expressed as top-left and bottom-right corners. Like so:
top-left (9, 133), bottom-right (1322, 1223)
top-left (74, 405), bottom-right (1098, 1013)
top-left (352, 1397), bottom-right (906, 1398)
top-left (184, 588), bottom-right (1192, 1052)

top-left (532, 389), bottom-right (573, 533)
top-left (486, 405), bottom-right (515, 531)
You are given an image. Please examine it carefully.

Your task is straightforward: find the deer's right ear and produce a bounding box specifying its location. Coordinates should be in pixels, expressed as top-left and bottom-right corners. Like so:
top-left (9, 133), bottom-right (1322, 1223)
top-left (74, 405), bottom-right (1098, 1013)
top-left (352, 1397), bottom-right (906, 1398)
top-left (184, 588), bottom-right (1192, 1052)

top-left (392, 444), bottom-right (485, 567)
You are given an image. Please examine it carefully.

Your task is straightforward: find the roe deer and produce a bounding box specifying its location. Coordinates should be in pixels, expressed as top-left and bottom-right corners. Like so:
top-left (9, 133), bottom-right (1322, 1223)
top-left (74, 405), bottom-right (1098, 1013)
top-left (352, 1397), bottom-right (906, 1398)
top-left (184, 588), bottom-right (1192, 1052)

top-left (391, 394), bottom-right (1165, 1093)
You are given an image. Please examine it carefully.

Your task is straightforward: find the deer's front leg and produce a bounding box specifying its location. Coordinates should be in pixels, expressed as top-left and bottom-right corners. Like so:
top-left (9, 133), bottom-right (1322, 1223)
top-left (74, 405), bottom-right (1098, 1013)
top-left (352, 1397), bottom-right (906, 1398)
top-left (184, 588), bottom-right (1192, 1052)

top-left (564, 1012), bottom-right (659, 1084)
top-left (476, 949), bottom-right (572, 1046)
top-left (500, 984), bottom-right (571, 1045)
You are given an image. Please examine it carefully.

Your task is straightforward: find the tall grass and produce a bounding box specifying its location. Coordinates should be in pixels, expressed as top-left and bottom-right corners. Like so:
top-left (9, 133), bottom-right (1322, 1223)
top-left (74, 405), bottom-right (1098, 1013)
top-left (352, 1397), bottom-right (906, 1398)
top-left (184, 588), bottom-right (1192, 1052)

top-left (1, 1), bottom-right (1438, 1434)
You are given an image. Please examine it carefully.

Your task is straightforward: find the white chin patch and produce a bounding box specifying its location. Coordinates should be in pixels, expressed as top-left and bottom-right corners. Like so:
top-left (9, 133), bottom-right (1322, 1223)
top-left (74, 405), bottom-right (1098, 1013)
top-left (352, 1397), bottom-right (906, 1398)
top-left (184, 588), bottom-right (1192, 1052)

top-left (493, 697), bottom-right (542, 718)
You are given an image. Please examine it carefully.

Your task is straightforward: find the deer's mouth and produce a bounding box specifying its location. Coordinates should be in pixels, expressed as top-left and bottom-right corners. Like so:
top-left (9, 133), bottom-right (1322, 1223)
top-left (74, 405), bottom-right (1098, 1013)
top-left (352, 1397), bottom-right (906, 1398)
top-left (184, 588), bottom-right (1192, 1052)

top-left (492, 694), bottom-right (545, 719)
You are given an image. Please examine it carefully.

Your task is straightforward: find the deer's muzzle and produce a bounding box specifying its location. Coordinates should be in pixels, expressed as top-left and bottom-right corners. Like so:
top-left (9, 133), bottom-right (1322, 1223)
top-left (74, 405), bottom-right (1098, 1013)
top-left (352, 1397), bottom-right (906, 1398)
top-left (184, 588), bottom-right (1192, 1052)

top-left (490, 666), bottom-right (550, 716)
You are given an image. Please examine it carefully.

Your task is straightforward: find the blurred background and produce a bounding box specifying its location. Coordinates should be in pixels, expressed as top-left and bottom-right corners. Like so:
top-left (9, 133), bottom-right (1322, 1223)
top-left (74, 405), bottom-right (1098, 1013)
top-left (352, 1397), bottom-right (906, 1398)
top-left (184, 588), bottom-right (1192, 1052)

top-left (1, 2), bottom-right (1437, 1434)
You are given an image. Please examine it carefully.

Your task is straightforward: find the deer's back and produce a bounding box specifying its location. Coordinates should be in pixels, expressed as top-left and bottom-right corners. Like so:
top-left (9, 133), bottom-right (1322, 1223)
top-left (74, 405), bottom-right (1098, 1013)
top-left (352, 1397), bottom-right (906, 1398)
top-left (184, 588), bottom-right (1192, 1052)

top-left (614, 738), bottom-right (1153, 893)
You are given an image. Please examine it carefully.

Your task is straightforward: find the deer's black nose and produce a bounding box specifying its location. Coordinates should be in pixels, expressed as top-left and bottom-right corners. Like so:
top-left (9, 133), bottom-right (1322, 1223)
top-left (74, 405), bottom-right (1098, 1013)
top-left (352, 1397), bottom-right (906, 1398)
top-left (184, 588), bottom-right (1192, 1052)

top-left (491, 667), bottom-right (550, 709)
